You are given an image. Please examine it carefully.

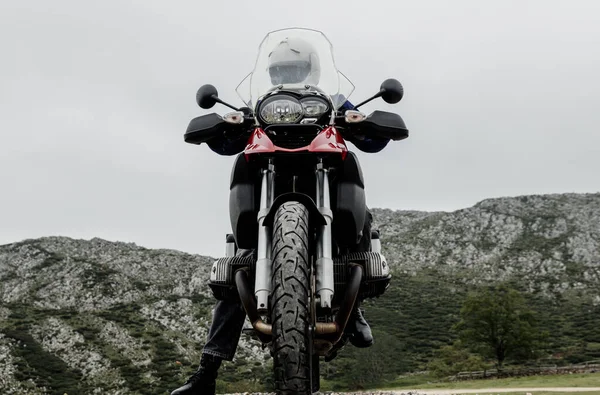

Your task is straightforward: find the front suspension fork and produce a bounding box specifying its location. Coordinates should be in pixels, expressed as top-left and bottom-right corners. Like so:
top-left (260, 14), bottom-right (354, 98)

top-left (315, 161), bottom-right (334, 309)
top-left (254, 161), bottom-right (275, 314)
top-left (253, 160), bottom-right (335, 312)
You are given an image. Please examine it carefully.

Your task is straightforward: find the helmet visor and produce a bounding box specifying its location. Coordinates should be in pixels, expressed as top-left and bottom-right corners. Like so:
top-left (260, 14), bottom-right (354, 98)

top-left (269, 62), bottom-right (311, 85)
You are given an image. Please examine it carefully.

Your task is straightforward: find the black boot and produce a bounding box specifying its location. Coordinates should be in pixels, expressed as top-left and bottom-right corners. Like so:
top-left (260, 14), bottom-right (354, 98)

top-left (171, 354), bottom-right (222, 395)
top-left (346, 306), bottom-right (374, 348)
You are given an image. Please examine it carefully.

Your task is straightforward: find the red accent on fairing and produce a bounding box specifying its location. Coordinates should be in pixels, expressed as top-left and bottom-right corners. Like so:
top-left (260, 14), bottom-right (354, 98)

top-left (244, 128), bottom-right (275, 155)
top-left (244, 126), bottom-right (348, 161)
top-left (308, 126), bottom-right (348, 159)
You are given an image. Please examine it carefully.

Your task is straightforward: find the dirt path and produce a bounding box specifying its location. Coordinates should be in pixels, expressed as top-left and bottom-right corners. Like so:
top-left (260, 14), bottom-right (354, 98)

top-left (407, 387), bottom-right (600, 394)
top-left (223, 387), bottom-right (600, 394)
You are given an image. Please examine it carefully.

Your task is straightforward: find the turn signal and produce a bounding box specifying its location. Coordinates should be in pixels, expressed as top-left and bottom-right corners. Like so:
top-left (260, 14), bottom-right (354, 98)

top-left (345, 110), bottom-right (366, 123)
top-left (223, 111), bottom-right (245, 124)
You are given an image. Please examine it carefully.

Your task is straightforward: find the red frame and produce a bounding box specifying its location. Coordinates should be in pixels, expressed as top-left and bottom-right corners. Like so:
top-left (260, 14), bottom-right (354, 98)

top-left (244, 126), bottom-right (348, 161)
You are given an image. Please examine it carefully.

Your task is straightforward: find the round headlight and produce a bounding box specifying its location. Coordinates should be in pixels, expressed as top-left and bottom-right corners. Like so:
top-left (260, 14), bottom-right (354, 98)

top-left (259, 95), bottom-right (303, 124)
top-left (301, 98), bottom-right (329, 117)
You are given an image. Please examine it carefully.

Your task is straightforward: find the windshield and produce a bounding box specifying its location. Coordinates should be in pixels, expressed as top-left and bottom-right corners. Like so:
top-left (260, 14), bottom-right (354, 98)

top-left (236, 28), bottom-right (355, 110)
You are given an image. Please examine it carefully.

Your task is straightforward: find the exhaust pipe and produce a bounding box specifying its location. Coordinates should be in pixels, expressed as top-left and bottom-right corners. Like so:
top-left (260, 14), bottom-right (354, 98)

top-left (235, 269), bottom-right (272, 336)
top-left (235, 264), bottom-right (363, 342)
top-left (314, 264), bottom-right (363, 341)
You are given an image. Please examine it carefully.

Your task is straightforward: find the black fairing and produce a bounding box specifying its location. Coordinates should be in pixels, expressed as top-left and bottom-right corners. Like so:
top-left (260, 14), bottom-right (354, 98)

top-left (332, 152), bottom-right (367, 247)
top-left (348, 110), bottom-right (409, 141)
top-left (229, 154), bottom-right (258, 248)
top-left (227, 152), bottom-right (367, 250)
top-left (185, 113), bottom-right (242, 145)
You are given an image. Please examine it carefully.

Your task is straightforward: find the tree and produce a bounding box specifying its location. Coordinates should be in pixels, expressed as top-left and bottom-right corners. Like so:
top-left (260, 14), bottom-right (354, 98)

top-left (454, 284), bottom-right (544, 369)
top-left (428, 340), bottom-right (490, 378)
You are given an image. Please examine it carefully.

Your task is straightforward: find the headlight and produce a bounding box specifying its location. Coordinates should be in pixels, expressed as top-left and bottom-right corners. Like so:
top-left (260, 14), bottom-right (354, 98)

top-left (300, 98), bottom-right (329, 117)
top-left (259, 95), bottom-right (304, 124)
top-left (258, 94), bottom-right (331, 125)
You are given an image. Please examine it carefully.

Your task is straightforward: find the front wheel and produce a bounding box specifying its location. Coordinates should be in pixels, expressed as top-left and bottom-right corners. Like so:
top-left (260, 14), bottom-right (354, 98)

top-left (271, 201), bottom-right (312, 394)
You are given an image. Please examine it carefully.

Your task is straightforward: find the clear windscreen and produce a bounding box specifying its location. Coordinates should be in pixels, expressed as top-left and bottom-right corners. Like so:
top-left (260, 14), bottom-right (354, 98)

top-left (236, 28), bottom-right (355, 111)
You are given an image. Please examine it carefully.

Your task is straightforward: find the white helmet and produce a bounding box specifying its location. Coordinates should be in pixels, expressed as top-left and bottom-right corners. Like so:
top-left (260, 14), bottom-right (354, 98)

top-left (268, 37), bottom-right (321, 86)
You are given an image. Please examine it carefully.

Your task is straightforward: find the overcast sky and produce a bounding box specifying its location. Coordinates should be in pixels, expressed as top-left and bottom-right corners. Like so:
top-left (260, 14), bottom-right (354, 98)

top-left (1, 0), bottom-right (599, 257)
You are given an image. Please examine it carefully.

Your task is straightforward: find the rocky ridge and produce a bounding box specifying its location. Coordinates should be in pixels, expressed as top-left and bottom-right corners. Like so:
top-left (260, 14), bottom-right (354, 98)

top-left (374, 193), bottom-right (600, 299)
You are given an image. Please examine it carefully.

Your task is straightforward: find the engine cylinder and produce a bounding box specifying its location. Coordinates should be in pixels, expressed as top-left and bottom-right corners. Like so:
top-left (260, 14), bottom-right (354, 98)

top-left (333, 252), bottom-right (391, 300)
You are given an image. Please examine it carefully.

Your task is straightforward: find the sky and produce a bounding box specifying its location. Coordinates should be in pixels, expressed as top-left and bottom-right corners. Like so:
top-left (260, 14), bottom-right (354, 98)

top-left (1, 0), bottom-right (599, 257)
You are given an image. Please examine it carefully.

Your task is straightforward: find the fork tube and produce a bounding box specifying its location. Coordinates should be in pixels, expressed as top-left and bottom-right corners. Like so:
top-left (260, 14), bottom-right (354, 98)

top-left (255, 161), bottom-right (275, 313)
top-left (315, 161), bottom-right (334, 309)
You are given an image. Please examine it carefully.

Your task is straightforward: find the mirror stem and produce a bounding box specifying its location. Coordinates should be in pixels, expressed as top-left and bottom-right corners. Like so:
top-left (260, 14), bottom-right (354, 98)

top-left (353, 90), bottom-right (383, 110)
top-left (213, 95), bottom-right (241, 111)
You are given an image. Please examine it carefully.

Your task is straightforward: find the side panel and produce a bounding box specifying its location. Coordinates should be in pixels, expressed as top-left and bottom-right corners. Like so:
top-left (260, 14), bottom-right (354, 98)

top-left (333, 152), bottom-right (367, 247)
top-left (229, 154), bottom-right (258, 249)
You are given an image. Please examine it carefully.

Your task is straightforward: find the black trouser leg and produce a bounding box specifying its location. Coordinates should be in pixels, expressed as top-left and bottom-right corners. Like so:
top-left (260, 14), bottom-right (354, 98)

top-left (356, 207), bottom-right (373, 253)
top-left (202, 299), bottom-right (246, 361)
top-left (201, 249), bottom-right (252, 361)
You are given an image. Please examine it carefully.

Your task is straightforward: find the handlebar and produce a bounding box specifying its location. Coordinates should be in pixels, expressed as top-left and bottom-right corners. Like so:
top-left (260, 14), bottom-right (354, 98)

top-left (185, 110), bottom-right (408, 146)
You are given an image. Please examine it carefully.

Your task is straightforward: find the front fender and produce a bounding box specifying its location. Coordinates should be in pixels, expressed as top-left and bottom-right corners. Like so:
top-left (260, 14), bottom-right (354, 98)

top-left (263, 192), bottom-right (326, 228)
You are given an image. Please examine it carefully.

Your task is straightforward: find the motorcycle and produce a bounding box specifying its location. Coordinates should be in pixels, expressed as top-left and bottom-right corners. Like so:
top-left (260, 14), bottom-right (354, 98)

top-left (184, 28), bottom-right (408, 394)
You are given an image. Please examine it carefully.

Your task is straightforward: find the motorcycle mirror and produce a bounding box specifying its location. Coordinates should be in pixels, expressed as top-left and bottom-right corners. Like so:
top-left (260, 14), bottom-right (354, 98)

top-left (380, 79), bottom-right (404, 104)
top-left (196, 84), bottom-right (219, 109)
top-left (196, 84), bottom-right (241, 111)
top-left (353, 78), bottom-right (404, 110)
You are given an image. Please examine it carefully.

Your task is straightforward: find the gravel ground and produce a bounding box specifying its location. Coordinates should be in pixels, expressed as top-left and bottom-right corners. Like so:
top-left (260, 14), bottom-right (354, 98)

top-left (410, 388), bottom-right (600, 394)
top-left (222, 388), bottom-right (600, 395)
top-left (221, 392), bottom-right (426, 395)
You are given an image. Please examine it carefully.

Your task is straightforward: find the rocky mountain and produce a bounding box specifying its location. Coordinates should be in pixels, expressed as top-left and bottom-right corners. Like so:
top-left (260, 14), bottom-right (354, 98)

top-left (375, 193), bottom-right (600, 299)
top-left (0, 238), bottom-right (269, 394)
top-left (1, 192), bottom-right (599, 394)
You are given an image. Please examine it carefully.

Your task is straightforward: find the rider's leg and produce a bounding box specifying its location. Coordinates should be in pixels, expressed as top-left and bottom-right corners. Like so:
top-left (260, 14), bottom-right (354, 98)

top-left (202, 248), bottom-right (254, 361)
top-left (345, 207), bottom-right (375, 348)
top-left (358, 207), bottom-right (373, 253)
top-left (202, 299), bottom-right (247, 360)
top-left (171, 251), bottom-right (250, 395)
